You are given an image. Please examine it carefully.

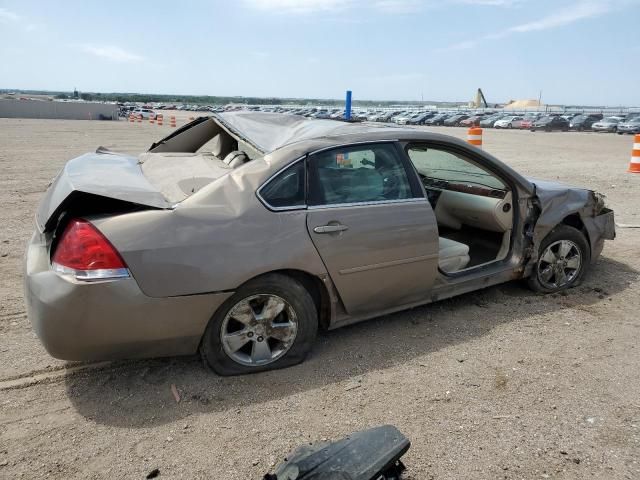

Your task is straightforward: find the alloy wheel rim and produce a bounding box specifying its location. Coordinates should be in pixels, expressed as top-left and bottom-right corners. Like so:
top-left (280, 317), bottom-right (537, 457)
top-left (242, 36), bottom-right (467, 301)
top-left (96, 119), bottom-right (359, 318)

top-left (537, 240), bottom-right (582, 289)
top-left (221, 294), bottom-right (298, 367)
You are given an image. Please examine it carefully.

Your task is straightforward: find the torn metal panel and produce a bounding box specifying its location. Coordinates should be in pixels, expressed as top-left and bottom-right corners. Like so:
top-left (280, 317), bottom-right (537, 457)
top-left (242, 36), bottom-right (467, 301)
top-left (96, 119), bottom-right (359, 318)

top-left (529, 178), bottom-right (615, 266)
top-left (35, 150), bottom-right (171, 232)
top-left (212, 111), bottom-right (403, 154)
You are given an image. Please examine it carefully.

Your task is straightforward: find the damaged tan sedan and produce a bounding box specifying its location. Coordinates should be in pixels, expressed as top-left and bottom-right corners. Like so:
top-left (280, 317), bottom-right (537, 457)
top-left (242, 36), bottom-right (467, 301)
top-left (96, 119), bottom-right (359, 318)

top-left (24, 113), bottom-right (615, 375)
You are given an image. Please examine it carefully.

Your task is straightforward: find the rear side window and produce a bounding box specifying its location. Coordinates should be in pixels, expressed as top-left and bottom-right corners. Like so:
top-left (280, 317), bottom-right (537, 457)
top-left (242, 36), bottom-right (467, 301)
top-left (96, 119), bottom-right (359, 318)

top-left (308, 143), bottom-right (414, 206)
top-left (259, 160), bottom-right (305, 209)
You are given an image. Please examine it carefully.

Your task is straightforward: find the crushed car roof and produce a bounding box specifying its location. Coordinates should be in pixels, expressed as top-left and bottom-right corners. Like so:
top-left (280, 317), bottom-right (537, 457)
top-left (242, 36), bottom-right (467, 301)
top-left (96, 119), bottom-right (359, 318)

top-left (214, 112), bottom-right (409, 154)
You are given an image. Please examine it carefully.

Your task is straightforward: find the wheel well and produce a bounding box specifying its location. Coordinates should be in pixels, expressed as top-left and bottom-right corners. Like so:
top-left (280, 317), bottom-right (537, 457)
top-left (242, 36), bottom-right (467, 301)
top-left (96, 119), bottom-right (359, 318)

top-left (561, 213), bottom-right (590, 249)
top-left (249, 269), bottom-right (331, 331)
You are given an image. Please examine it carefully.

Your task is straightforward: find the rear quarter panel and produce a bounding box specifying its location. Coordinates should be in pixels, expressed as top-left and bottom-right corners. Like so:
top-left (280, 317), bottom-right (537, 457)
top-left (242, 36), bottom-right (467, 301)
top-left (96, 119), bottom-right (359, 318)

top-left (91, 158), bottom-right (328, 298)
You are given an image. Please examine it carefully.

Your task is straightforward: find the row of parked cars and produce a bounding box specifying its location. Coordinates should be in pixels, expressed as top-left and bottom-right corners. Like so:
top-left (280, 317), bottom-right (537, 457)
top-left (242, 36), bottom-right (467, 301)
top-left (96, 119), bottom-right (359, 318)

top-left (119, 102), bottom-right (640, 134)
top-left (365, 110), bottom-right (640, 134)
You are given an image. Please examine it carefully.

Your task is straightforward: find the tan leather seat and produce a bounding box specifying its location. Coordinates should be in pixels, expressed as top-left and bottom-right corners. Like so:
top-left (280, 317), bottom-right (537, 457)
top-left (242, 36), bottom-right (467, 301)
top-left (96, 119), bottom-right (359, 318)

top-left (439, 237), bottom-right (470, 272)
top-left (223, 151), bottom-right (249, 168)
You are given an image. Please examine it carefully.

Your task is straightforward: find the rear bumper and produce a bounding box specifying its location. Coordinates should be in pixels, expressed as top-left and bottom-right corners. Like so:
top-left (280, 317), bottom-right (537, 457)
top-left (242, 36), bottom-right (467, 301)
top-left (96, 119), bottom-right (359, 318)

top-left (24, 232), bottom-right (233, 361)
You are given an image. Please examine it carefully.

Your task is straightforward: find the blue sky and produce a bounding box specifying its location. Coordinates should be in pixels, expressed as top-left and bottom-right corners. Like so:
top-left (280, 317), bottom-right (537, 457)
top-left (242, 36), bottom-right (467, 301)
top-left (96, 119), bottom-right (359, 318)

top-left (1, 0), bottom-right (638, 105)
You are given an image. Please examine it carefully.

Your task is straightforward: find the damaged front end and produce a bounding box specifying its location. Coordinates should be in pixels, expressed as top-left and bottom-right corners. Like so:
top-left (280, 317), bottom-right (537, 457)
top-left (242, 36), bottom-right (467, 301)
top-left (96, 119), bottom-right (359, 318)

top-left (525, 179), bottom-right (615, 273)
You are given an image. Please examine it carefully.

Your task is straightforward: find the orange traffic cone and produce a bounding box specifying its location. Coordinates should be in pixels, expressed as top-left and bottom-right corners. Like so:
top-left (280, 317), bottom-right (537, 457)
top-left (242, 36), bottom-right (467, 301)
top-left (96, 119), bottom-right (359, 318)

top-left (628, 134), bottom-right (640, 173)
top-left (467, 127), bottom-right (483, 149)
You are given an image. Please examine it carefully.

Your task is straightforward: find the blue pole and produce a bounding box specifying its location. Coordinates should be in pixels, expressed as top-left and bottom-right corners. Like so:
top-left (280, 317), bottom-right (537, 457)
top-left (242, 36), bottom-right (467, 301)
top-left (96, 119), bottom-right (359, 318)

top-left (345, 90), bottom-right (352, 121)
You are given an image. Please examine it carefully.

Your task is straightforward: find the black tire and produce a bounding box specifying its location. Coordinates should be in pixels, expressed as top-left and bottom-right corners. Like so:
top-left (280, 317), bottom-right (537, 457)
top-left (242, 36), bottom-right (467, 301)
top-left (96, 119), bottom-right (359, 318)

top-left (527, 225), bottom-right (590, 293)
top-left (200, 273), bottom-right (318, 375)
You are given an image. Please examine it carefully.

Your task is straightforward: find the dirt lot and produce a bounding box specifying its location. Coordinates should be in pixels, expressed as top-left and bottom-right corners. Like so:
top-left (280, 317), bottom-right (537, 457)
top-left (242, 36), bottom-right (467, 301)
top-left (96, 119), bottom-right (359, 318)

top-left (1, 117), bottom-right (639, 479)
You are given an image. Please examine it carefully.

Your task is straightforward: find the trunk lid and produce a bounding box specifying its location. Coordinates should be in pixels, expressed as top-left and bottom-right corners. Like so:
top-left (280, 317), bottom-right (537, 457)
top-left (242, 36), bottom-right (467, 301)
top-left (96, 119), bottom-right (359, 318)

top-left (36, 148), bottom-right (171, 233)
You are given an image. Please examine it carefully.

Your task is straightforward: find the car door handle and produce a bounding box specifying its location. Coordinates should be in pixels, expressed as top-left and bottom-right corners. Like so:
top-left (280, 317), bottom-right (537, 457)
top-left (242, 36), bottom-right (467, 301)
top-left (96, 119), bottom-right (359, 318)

top-left (313, 224), bottom-right (349, 234)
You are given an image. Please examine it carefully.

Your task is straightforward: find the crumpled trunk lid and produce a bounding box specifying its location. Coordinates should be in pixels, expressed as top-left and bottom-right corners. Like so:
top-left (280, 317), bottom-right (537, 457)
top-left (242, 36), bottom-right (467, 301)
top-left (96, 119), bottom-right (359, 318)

top-left (36, 148), bottom-right (171, 233)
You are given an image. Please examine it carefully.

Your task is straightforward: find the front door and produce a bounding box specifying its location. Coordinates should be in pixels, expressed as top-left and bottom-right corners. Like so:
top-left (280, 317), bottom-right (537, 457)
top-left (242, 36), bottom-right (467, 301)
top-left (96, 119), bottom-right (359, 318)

top-left (305, 142), bottom-right (439, 315)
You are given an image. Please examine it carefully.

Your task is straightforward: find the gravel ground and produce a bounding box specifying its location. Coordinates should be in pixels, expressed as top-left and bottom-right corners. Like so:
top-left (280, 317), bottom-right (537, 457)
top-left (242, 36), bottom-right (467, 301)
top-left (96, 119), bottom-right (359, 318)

top-left (0, 117), bottom-right (639, 479)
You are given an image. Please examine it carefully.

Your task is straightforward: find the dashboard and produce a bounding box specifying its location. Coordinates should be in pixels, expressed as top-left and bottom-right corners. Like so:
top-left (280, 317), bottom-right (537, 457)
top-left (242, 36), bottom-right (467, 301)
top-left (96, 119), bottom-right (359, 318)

top-left (421, 176), bottom-right (512, 233)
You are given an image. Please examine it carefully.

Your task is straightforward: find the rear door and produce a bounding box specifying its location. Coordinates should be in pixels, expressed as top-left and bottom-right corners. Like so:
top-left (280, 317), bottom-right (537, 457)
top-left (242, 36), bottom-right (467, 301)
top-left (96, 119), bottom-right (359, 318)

top-left (305, 142), bottom-right (439, 315)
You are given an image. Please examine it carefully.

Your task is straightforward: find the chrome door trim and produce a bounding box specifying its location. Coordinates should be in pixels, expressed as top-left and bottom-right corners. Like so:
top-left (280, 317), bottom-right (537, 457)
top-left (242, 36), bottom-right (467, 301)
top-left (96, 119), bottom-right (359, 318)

top-left (308, 198), bottom-right (427, 211)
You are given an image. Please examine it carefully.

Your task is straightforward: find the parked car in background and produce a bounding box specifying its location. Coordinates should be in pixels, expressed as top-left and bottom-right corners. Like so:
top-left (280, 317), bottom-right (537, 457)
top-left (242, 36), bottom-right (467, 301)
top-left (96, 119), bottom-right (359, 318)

top-left (25, 112), bottom-right (615, 374)
top-left (616, 118), bottom-right (640, 134)
top-left (312, 110), bottom-right (332, 119)
top-left (407, 112), bottom-right (434, 125)
top-left (519, 115), bottom-right (540, 130)
top-left (592, 117), bottom-right (620, 133)
top-left (395, 113), bottom-right (417, 125)
top-left (378, 112), bottom-right (397, 123)
top-left (459, 115), bottom-right (484, 127)
top-left (494, 116), bottom-right (524, 129)
top-left (569, 114), bottom-right (603, 131)
top-left (131, 108), bottom-right (156, 119)
top-left (479, 114), bottom-right (503, 128)
top-left (425, 113), bottom-right (449, 126)
top-left (443, 114), bottom-right (469, 126)
top-left (531, 116), bottom-right (570, 132)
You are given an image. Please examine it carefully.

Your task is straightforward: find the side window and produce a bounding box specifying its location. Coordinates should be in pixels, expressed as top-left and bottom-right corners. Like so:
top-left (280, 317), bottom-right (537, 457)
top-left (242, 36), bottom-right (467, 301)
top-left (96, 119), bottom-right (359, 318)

top-left (260, 160), bottom-right (305, 209)
top-left (308, 143), bottom-right (414, 206)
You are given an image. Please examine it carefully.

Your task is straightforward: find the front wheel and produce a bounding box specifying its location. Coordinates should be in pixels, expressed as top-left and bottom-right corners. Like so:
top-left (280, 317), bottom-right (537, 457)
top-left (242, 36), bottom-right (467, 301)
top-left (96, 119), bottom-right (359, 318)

top-left (200, 274), bottom-right (318, 375)
top-left (528, 225), bottom-right (590, 293)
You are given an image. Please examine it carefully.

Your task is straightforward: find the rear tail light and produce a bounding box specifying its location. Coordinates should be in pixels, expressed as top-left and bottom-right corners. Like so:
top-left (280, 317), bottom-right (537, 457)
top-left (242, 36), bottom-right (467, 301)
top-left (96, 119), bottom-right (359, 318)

top-left (51, 219), bottom-right (129, 281)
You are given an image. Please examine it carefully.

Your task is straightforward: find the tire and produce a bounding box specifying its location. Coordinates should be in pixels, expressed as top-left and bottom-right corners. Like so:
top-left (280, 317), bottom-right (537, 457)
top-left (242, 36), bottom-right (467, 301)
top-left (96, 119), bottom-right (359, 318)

top-left (200, 273), bottom-right (318, 375)
top-left (527, 225), bottom-right (590, 293)
top-left (508, 123), bottom-right (513, 129)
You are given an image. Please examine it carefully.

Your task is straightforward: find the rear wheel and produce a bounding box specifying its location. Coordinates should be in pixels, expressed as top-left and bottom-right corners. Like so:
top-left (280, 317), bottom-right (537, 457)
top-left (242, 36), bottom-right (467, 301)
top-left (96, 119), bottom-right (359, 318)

top-left (528, 225), bottom-right (590, 293)
top-left (200, 274), bottom-right (318, 375)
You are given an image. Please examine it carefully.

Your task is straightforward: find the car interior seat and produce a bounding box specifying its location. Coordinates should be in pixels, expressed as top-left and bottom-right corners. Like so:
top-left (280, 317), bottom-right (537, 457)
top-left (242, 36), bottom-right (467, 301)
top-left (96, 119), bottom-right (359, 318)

top-left (438, 237), bottom-right (470, 272)
top-left (223, 151), bottom-right (249, 168)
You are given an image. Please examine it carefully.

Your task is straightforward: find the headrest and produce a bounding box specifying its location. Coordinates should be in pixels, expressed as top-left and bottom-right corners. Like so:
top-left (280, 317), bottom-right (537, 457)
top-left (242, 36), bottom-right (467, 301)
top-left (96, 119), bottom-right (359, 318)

top-left (223, 151), bottom-right (249, 168)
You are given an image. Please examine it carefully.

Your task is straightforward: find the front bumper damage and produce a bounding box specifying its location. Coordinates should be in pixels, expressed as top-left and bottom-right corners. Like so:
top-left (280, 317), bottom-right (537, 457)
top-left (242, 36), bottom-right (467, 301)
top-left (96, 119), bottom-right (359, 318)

top-left (526, 181), bottom-right (615, 273)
